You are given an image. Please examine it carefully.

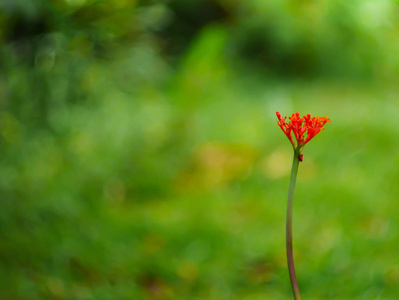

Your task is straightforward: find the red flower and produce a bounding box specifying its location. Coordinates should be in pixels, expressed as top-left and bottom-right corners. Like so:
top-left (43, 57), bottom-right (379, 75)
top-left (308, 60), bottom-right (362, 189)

top-left (276, 112), bottom-right (331, 149)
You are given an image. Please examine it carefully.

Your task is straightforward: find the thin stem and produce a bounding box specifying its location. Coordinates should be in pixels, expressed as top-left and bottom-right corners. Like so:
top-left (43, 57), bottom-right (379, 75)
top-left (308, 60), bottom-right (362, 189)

top-left (286, 149), bottom-right (301, 300)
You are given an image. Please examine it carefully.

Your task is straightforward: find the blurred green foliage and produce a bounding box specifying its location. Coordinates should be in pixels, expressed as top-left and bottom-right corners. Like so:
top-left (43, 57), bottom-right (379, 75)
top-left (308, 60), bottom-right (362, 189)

top-left (1, 0), bottom-right (399, 299)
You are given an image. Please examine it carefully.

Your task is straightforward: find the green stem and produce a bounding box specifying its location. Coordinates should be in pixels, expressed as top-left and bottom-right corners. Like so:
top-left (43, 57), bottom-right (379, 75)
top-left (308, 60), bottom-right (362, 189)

top-left (286, 149), bottom-right (301, 300)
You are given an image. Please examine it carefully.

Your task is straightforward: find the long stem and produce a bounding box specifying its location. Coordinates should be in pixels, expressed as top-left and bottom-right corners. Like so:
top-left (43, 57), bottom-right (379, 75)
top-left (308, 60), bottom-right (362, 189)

top-left (286, 149), bottom-right (301, 300)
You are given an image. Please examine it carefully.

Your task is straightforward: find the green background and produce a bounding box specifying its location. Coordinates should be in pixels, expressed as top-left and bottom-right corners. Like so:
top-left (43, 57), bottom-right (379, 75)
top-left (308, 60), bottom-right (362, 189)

top-left (0, 0), bottom-right (398, 299)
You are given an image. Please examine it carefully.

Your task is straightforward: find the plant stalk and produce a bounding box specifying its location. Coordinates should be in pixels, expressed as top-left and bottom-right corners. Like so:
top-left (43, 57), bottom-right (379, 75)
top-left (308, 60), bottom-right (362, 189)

top-left (286, 149), bottom-right (301, 300)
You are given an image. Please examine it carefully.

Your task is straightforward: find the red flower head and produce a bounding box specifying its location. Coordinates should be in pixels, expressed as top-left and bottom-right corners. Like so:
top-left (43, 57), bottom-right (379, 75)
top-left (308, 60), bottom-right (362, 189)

top-left (276, 112), bottom-right (331, 152)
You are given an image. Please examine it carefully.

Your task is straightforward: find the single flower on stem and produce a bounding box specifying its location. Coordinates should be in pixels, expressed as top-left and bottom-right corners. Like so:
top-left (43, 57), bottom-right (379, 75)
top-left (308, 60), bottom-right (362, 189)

top-left (276, 111), bottom-right (331, 300)
top-left (277, 112), bottom-right (331, 160)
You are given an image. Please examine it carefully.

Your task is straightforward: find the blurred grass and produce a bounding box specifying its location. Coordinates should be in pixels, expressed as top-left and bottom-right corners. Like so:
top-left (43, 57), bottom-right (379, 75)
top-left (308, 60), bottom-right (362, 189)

top-left (1, 0), bottom-right (399, 299)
